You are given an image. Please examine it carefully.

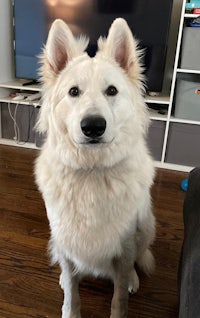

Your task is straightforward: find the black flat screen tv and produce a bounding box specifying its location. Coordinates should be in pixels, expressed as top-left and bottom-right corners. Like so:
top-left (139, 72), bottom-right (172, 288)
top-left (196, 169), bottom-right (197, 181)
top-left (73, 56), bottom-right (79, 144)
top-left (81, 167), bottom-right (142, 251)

top-left (13, 0), bottom-right (173, 92)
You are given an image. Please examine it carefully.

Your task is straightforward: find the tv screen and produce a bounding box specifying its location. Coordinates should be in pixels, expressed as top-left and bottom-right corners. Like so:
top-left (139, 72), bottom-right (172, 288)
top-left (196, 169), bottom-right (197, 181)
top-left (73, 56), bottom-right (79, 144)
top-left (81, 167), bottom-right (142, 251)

top-left (13, 0), bottom-right (173, 92)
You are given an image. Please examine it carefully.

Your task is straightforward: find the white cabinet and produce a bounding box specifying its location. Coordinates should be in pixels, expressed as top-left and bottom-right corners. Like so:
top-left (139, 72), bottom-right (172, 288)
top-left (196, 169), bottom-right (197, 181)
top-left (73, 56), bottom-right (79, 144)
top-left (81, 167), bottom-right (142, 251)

top-left (163, 0), bottom-right (200, 171)
top-left (146, 0), bottom-right (200, 171)
top-left (0, 1), bottom-right (42, 148)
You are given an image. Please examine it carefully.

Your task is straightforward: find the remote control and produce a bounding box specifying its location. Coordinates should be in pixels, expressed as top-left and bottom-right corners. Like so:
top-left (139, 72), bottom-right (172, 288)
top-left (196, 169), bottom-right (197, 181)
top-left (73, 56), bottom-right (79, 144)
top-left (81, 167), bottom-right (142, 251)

top-left (12, 94), bottom-right (26, 101)
top-left (26, 92), bottom-right (41, 101)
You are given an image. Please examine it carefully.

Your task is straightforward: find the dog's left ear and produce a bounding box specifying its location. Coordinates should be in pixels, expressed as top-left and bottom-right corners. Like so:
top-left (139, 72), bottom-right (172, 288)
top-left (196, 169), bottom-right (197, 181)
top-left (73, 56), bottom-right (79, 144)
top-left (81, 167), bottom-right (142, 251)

top-left (98, 18), bottom-right (141, 77)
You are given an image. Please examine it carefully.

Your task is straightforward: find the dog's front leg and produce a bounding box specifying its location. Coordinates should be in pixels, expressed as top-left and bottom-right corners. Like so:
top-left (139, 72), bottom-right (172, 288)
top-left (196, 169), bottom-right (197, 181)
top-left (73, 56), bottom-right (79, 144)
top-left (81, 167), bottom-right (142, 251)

top-left (110, 255), bottom-right (133, 318)
top-left (59, 259), bottom-right (81, 318)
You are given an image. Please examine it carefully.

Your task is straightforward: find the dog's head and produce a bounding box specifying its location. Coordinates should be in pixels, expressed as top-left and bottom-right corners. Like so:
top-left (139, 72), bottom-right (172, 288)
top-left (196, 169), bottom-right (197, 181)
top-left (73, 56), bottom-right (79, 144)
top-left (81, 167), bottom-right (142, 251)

top-left (37, 18), bottom-right (149, 169)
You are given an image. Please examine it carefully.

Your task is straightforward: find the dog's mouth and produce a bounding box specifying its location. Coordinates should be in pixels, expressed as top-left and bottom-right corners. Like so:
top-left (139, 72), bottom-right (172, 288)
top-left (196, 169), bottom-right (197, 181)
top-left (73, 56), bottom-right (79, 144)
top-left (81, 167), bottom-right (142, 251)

top-left (81, 138), bottom-right (104, 146)
top-left (88, 138), bottom-right (102, 144)
top-left (74, 137), bottom-right (114, 147)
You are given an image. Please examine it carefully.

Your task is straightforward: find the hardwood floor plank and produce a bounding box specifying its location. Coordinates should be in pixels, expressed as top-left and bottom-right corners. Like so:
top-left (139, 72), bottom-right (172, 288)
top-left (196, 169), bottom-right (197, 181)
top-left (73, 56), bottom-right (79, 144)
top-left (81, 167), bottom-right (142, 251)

top-left (0, 145), bottom-right (188, 317)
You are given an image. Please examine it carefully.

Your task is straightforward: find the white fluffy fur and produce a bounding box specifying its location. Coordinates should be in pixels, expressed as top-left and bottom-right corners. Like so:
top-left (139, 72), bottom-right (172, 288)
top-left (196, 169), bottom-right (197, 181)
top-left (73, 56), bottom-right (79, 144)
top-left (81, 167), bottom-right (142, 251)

top-left (35, 18), bottom-right (155, 318)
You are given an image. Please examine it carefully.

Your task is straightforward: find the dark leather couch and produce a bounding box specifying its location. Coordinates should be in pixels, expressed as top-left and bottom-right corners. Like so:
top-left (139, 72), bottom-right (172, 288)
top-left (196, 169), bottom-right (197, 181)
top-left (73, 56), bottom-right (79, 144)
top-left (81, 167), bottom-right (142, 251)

top-left (178, 168), bottom-right (200, 318)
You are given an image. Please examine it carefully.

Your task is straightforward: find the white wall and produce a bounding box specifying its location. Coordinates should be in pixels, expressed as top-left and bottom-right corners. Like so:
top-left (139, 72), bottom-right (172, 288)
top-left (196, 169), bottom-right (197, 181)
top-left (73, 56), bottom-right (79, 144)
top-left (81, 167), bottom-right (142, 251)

top-left (0, 0), bottom-right (14, 86)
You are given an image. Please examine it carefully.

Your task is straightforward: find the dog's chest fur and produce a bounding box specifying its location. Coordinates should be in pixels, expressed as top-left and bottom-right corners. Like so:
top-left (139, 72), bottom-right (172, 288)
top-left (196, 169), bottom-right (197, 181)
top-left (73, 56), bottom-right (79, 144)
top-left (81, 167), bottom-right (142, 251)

top-left (36, 154), bottom-right (145, 271)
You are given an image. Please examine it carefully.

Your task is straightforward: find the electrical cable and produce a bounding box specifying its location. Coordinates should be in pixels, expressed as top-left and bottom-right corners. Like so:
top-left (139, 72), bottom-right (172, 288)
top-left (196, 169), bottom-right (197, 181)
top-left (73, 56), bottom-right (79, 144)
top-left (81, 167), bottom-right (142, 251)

top-left (8, 102), bottom-right (20, 143)
top-left (7, 102), bottom-right (34, 145)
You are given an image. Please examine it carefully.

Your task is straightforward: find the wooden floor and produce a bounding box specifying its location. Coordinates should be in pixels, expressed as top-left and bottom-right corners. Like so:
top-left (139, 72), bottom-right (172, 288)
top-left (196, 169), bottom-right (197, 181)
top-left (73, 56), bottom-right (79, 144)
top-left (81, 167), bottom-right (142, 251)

top-left (0, 145), bottom-right (188, 318)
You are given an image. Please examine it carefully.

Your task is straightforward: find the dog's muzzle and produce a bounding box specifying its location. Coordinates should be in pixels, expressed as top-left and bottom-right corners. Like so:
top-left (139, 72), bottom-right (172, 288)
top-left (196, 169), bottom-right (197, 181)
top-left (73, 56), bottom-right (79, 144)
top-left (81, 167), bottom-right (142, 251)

top-left (80, 115), bottom-right (106, 144)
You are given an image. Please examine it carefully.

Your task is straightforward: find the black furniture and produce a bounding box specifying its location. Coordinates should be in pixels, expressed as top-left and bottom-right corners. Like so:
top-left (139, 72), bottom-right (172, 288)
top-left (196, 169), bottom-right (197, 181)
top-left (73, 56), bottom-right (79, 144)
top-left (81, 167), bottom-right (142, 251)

top-left (179, 167), bottom-right (200, 318)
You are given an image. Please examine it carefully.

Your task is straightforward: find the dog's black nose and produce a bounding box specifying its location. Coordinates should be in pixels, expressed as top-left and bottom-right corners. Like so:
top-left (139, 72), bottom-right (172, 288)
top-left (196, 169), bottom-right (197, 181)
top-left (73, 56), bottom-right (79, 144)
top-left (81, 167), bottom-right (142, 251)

top-left (81, 116), bottom-right (106, 138)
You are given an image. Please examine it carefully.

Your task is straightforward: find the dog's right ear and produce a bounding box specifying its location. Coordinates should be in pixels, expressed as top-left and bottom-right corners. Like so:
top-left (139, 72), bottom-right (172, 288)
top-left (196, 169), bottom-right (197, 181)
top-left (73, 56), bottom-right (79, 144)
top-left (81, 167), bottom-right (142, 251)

top-left (37, 20), bottom-right (88, 134)
top-left (40, 19), bottom-right (88, 83)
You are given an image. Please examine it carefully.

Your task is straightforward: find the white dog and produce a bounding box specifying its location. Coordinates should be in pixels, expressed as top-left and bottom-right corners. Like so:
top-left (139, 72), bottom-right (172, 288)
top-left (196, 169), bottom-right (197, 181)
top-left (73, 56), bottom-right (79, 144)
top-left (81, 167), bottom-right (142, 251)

top-left (35, 18), bottom-right (155, 318)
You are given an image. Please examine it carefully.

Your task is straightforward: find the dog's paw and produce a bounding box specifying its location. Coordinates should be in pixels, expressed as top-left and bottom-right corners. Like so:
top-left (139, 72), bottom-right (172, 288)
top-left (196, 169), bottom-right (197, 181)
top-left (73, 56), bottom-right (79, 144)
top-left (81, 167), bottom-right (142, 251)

top-left (128, 269), bottom-right (139, 294)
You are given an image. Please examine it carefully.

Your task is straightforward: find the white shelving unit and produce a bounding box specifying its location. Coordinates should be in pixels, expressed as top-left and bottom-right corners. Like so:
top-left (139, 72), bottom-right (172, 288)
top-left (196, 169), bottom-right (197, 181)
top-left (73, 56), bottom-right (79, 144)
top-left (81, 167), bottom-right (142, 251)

top-left (161, 0), bottom-right (200, 171)
top-left (0, 0), bottom-right (199, 172)
top-left (0, 79), bottom-right (41, 91)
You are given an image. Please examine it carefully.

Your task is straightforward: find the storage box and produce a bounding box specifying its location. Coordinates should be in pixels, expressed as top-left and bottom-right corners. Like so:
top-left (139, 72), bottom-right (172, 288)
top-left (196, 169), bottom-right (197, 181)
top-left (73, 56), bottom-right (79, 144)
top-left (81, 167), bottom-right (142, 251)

top-left (1, 103), bottom-right (35, 143)
top-left (181, 27), bottom-right (200, 70)
top-left (147, 120), bottom-right (166, 161)
top-left (165, 123), bottom-right (200, 167)
top-left (174, 79), bottom-right (200, 120)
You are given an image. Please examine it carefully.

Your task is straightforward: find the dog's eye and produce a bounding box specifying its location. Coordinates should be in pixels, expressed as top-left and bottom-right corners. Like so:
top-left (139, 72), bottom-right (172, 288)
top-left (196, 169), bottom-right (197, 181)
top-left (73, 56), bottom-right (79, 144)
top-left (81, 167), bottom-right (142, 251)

top-left (105, 85), bottom-right (118, 96)
top-left (68, 86), bottom-right (81, 97)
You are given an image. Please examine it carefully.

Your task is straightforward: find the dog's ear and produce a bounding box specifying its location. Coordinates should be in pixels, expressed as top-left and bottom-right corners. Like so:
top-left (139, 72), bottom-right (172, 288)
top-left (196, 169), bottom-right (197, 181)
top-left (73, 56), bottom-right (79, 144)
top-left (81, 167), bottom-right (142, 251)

top-left (40, 19), bottom-right (88, 81)
top-left (37, 20), bottom-right (88, 134)
top-left (98, 18), bottom-right (142, 78)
